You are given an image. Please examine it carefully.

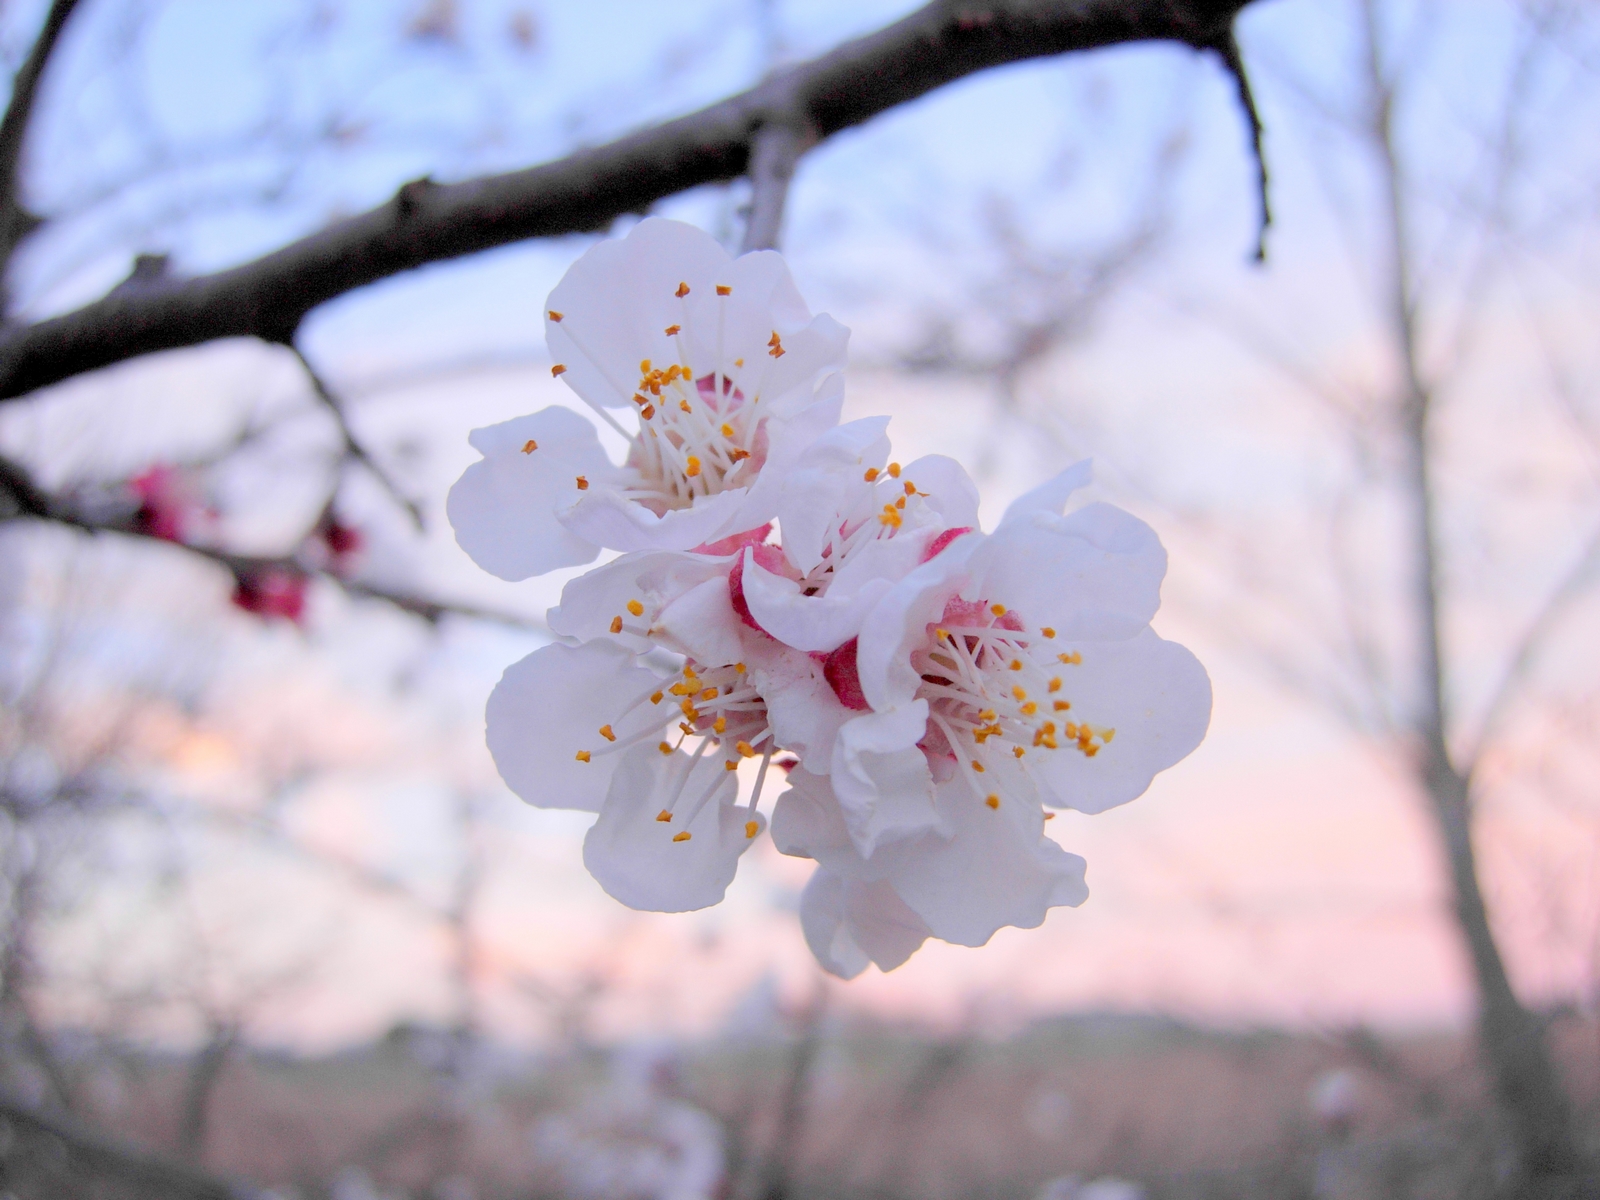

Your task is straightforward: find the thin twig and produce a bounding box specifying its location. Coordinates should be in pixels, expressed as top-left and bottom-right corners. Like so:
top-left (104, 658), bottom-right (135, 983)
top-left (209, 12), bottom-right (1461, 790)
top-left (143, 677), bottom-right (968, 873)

top-left (741, 121), bottom-right (808, 253)
top-left (1207, 25), bottom-right (1271, 262)
top-left (289, 343), bottom-right (425, 531)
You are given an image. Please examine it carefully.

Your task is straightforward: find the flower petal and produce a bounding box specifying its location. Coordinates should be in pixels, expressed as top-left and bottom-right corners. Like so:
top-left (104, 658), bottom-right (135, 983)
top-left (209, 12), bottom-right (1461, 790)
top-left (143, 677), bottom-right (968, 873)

top-left (653, 575), bottom-right (745, 667)
top-left (548, 549), bottom-right (730, 647)
top-left (775, 417), bottom-right (892, 575)
top-left (900, 454), bottom-right (981, 531)
top-left (743, 639), bottom-right (855, 775)
top-left (831, 703), bottom-right (941, 857)
top-left (997, 459), bottom-right (1093, 526)
top-left (726, 376), bottom-right (850, 544)
top-left (560, 483), bottom-right (752, 553)
top-left (740, 551), bottom-right (899, 655)
top-left (886, 771), bottom-right (1089, 948)
top-left (966, 502), bottom-right (1167, 640)
top-left (582, 742), bottom-right (757, 913)
top-left (855, 535), bottom-right (981, 710)
top-left (800, 868), bottom-right (931, 979)
top-left (447, 408), bottom-right (614, 580)
top-left (486, 641), bottom-right (665, 813)
top-left (1028, 627), bottom-right (1212, 813)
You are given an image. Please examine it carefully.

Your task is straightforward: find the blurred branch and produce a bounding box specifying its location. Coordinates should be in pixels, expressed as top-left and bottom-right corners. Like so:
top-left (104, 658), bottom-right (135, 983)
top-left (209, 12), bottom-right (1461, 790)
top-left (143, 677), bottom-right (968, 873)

top-left (741, 120), bottom-right (809, 253)
top-left (0, 451), bottom-right (546, 632)
top-left (289, 343), bottom-right (425, 532)
top-left (0, 1084), bottom-right (270, 1199)
top-left (1463, 519), bottom-right (1600, 781)
top-left (0, 0), bottom-right (1263, 401)
top-left (0, 0), bottom-right (83, 305)
top-left (1203, 24), bottom-right (1271, 261)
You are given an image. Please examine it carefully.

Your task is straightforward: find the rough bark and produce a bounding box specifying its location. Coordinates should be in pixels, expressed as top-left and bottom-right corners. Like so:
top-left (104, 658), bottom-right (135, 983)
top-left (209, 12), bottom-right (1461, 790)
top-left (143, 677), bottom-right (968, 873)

top-left (0, 0), bottom-right (1259, 403)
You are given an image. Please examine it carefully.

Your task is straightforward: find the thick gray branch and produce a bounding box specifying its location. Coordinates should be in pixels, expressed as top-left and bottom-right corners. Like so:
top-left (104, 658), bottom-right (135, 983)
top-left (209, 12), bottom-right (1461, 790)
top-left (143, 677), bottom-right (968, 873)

top-left (741, 121), bottom-right (808, 253)
top-left (0, 0), bottom-right (1255, 402)
top-left (0, 0), bottom-right (81, 290)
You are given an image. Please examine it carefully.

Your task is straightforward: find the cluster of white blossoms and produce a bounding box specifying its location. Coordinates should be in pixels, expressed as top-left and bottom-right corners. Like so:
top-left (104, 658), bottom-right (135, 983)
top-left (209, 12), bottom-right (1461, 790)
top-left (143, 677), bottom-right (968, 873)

top-left (448, 218), bottom-right (1212, 979)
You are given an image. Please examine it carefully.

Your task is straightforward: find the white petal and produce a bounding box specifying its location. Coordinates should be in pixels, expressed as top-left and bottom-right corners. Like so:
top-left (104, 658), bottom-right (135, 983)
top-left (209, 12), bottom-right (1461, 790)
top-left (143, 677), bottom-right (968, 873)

top-left (743, 638), bottom-right (854, 775)
top-left (966, 502), bottom-right (1166, 639)
top-left (712, 375), bottom-right (848, 542)
top-left (854, 535), bottom-right (981, 710)
top-left (560, 483), bottom-right (752, 553)
top-left (548, 549), bottom-right (729, 646)
top-left (775, 416), bottom-right (892, 574)
top-left (447, 408), bottom-right (613, 580)
top-left (798, 868), bottom-right (870, 979)
top-left (653, 575), bottom-right (745, 667)
top-left (1029, 628), bottom-right (1212, 813)
top-left (799, 868), bottom-right (931, 979)
top-left (582, 743), bottom-right (760, 913)
top-left (830, 703), bottom-right (941, 857)
top-left (901, 454), bottom-right (981, 531)
top-left (486, 642), bottom-right (665, 813)
top-left (740, 553), bottom-right (897, 654)
top-left (997, 459), bottom-right (1093, 526)
top-left (885, 772), bottom-right (1089, 948)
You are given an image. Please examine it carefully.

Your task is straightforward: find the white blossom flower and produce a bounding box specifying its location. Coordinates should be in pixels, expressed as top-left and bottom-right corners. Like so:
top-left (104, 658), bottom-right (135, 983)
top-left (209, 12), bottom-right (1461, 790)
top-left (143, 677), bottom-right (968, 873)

top-left (772, 762), bottom-right (1088, 976)
top-left (448, 218), bottom-right (848, 579)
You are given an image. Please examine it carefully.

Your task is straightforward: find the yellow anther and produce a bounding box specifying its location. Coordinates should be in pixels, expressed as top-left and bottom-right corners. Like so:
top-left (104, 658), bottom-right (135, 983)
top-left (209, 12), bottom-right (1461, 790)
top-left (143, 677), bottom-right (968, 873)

top-left (656, 810), bottom-right (673, 823)
top-left (521, 439), bottom-right (538, 453)
top-left (979, 709), bottom-right (997, 722)
top-left (725, 761), bottom-right (738, 771)
top-left (716, 284), bottom-right (731, 296)
top-left (863, 467), bottom-right (880, 482)
top-left (1048, 677), bottom-right (1061, 692)
top-left (736, 741), bottom-right (756, 758)
top-left (734, 357), bottom-right (744, 367)
top-left (713, 716), bottom-right (727, 734)
top-left (1020, 702), bottom-right (1038, 715)
top-left (640, 404), bottom-right (656, 420)
top-left (575, 750), bottom-right (591, 763)
top-left (609, 615), bottom-right (623, 634)
top-left (1054, 700), bottom-right (1071, 712)
top-left (599, 725), bottom-right (616, 742)
top-left (1012, 686), bottom-right (1027, 701)
top-left (658, 741), bottom-right (673, 755)
top-left (672, 830), bottom-right (692, 842)
top-left (904, 481), bottom-right (917, 496)
top-left (651, 691), bottom-right (664, 705)
top-left (734, 663), bottom-right (746, 673)
top-left (1084, 745), bottom-right (1099, 758)
top-left (935, 628), bottom-right (949, 641)
top-left (551, 364), bottom-right (567, 376)
top-left (973, 730), bottom-right (989, 744)
top-left (879, 508), bottom-right (902, 528)
top-left (1102, 728), bottom-right (1116, 743)
top-left (679, 722), bottom-right (695, 735)
top-left (1013, 746), bottom-right (1026, 758)
top-left (768, 331), bottom-right (781, 346)
top-left (1009, 659), bottom-right (1023, 671)
top-left (971, 760), bottom-right (985, 773)
top-left (895, 495), bottom-right (906, 509)
top-left (887, 462), bottom-right (902, 478)
top-left (1041, 626), bottom-right (1056, 639)
top-left (640, 358), bottom-right (652, 373)
top-left (745, 820), bottom-right (759, 839)
top-left (1063, 722), bottom-right (1078, 738)
top-left (680, 699), bottom-right (698, 719)
top-left (985, 794), bottom-right (1000, 810)
top-left (626, 599), bottom-right (645, 617)
top-left (680, 399), bottom-right (693, 413)
top-left (668, 683), bottom-right (692, 696)
top-left (990, 604), bottom-right (1006, 616)
top-left (575, 475), bottom-right (589, 490)
top-left (1059, 651), bottom-right (1082, 665)
top-left (676, 282), bottom-right (691, 297)
top-left (548, 310), bottom-right (564, 321)
top-left (720, 423), bottom-right (735, 437)
top-left (664, 324), bottom-right (681, 336)
top-left (729, 449), bottom-right (750, 462)
top-left (685, 456), bottom-right (702, 477)
top-left (694, 687), bottom-right (713, 701)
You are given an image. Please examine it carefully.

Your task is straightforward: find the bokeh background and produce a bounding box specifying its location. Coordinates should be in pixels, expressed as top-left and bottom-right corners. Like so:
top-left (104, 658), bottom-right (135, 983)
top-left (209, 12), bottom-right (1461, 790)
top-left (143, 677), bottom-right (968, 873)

top-left (1, 0), bottom-right (1598, 1197)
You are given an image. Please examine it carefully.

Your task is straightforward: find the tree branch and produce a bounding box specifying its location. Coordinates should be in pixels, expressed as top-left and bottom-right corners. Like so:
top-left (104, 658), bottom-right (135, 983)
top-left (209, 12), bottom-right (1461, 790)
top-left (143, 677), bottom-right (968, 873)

top-left (1205, 24), bottom-right (1271, 262)
top-left (0, 0), bottom-right (82, 299)
top-left (288, 343), bottom-right (425, 531)
top-left (0, 1085), bottom-right (270, 1200)
top-left (0, 0), bottom-right (1258, 403)
top-left (741, 121), bottom-right (809, 253)
top-left (0, 452), bottom-right (545, 632)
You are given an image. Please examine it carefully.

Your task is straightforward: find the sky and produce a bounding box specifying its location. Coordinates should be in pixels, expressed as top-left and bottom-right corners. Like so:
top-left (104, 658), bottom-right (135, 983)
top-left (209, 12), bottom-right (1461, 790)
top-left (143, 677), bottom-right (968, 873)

top-left (2, 0), bottom-right (1599, 1051)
